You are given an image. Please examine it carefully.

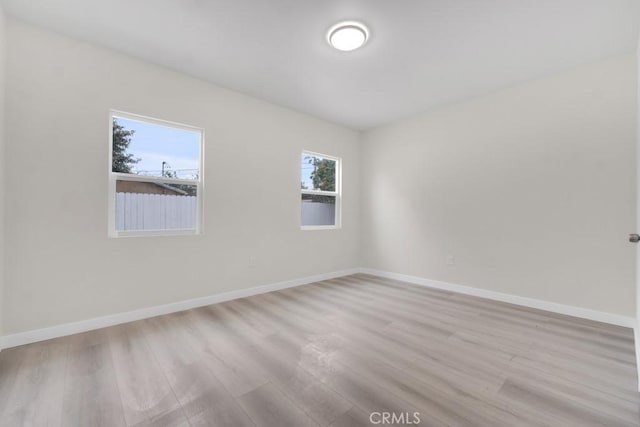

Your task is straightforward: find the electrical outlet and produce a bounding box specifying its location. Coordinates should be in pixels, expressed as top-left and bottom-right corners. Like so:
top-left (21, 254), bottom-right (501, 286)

top-left (446, 255), bottom-right (455, 266)
top-left (249, 256), bottom-right (257, 267)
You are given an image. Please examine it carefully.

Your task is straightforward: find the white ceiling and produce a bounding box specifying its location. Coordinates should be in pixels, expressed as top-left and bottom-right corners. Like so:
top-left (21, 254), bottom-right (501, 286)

top-left (2, 0), bottom-right (639, 130)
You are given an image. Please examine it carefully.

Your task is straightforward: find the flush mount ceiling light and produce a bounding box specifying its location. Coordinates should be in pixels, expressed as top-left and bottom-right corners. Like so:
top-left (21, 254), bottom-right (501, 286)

top-left (327, 21), bottom-right (369, 51)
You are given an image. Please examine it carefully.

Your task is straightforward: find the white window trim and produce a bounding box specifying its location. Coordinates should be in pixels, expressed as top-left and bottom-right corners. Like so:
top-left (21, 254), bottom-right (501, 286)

top-left (301, 150), bottom-right (342, 230)
top-left (108, 110), bottom-right (205, 238)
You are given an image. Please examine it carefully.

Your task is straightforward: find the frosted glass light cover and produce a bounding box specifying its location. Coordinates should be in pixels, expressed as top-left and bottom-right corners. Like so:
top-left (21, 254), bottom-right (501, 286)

top-left (328, 22), bottom-right (368, 51)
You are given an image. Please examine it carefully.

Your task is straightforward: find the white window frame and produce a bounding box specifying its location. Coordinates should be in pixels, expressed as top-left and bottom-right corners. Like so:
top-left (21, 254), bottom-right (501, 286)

top-left (108, 110), bottom-right (205, 238)
top-left (300, 150), bottom-right (342, 231)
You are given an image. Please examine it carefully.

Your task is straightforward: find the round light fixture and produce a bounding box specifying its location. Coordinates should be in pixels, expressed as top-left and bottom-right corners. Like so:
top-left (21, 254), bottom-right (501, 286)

top-left (327, 21), bottom-right (369, 51)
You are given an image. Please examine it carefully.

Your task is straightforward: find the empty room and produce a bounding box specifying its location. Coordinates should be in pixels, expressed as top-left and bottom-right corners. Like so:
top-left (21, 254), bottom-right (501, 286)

top-left (0, 0), bottom-right (639, 426)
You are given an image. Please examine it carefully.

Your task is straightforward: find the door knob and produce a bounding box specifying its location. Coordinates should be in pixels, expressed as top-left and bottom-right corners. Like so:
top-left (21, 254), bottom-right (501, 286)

top-left (630, 234), bottom-right (640, 243)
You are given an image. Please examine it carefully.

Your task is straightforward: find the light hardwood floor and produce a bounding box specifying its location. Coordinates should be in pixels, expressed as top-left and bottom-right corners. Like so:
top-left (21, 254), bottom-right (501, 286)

top-left (0, 274), bottom-right (637, 426)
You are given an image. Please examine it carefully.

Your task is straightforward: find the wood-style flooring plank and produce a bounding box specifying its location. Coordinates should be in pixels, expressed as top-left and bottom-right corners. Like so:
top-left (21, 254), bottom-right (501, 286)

top-left (108, 322), bottom-right (185, 426)
top-left (61, 329), bottom-right (126, 426)
top-left (0, 339), bottom-right (68, 426)
top-left (237, 383), bottom-right (319, 427)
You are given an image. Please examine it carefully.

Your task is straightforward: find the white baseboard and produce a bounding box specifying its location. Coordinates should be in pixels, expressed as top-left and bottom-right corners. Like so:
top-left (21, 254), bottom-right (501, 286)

top-left (1, 266), bottom-right (635, 351)
top-left (358, 268), bottom-right (636, 328)
top-left (0, 268), bottom-right (360, 350)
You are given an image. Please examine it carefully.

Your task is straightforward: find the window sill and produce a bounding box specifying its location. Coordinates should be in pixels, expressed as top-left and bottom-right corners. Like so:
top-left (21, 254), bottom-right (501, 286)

top-left (301, 225), bottom-right (341, 231)
top-left (109, 229), bottom-right (200, 238)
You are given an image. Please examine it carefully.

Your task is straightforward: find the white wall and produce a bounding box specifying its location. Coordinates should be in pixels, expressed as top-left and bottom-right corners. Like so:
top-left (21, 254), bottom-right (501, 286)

top-left (0, 5), bottom-right (6, 338)
top-left (3, 20), bottom-right (360, 335)
top-left (362, 54), bottom-right (637, 317)
top-left (2, 16), bottom-right (637, 336)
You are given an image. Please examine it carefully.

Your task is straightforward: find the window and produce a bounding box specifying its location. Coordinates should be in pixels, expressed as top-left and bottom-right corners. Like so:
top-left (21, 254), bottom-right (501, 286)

top-left (108, 111), bottom-right (204, 237)
top-left (301, 151), bottom-right (341, 229)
